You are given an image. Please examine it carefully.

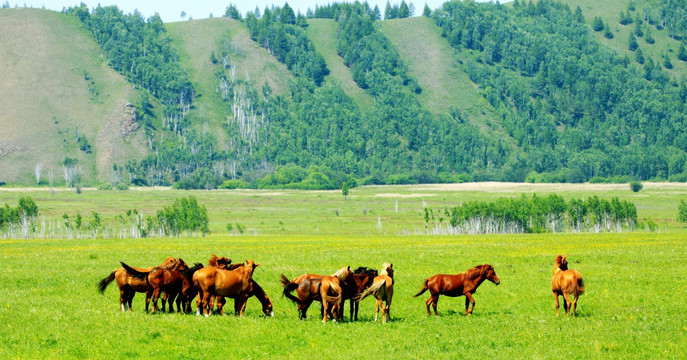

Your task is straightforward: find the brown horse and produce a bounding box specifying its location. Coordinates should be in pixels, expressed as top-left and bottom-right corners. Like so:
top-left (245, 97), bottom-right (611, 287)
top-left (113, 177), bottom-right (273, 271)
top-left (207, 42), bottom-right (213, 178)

top-left (193, 259), bottom-right (259, 317)
top-left (415, 264), bottom-right (500, 316)
top-left (356, 263), bottom-right (394, 322)
top-left (280, 274), bottom-right (323, 320)
top-left (121, 258), bottom-right (189, 313)
top-left (342, 267), bottom-right (378, 321)
top-left (320, 266), bottom-right (352, 323)
top-left (216, 279), bottom-right (274, 317)
top-left (552, 255), bottom-right (585, 317)
top-left (97, 257), bottom-right (177, 311)
top-left (179, 255), bottom-right (231, 313)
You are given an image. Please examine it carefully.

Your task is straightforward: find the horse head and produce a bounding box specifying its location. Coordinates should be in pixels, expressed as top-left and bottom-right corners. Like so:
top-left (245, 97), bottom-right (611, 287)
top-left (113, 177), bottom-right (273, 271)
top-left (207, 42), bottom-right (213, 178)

top-left (209, 255), bottom-right (232, 269)
top-left (172, 258), bottom-right (189, 271)
top-left (483, 264), bottom-right (500, 285)
top-left (381, 263), bottom-right (394, 278)
top-left (244, 260), bottom-right (259, 278)
top-left (554, 254), bottom-right (569, 273)
top-left (333, 266), bottom-right (352, 281)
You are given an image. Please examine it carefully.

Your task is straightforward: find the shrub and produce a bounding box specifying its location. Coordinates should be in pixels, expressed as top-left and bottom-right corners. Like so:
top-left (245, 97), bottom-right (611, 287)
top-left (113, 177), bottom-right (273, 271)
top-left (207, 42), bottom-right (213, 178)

top-left (116, 183), bottom-right (129, 190)
top-left (98, 182), bottom-right (113, 190)
top-left (219, 180), bottom-right (248, 189)
top-left (629, 181), bottom-right (643, 192)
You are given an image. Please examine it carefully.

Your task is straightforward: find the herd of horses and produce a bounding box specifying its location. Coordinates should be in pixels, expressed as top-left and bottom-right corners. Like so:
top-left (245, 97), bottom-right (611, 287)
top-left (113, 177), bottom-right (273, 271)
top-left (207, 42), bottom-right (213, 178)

top-left (97, 254), bottom-right (585, 322)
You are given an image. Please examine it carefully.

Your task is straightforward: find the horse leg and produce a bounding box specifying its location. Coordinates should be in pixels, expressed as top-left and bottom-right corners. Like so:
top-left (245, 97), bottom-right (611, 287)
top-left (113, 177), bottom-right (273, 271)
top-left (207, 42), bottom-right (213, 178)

top-left (196, 288), bottom-right (203, 316)
top-left (465, 293), bottom-right (476, 315)
top-left (572, 294), bottom-right (579, 317)
top-left (563, 293), bottom-right (572, 316)
top-left (386, 294), bottom-right (392, 322)
top-left (119, 288), bottom-right (127, 312)
top-left (322, 300), bottom-right (329, 324)
top-left (161, 292), bottom-right (167, 312)
top-left (217, 296), bottom-right (226, 315)
top-left (431, 295), bottom-right (440, 317)
top-left (553, 292), bottom-right (560, 317)
top-left (151, 289), bottom-right (162, 314)
top-left (374, 299), bottom-right (382, 322)
top-left (201, 291), bottom-right (212, 317)
top-left (301, 300), bottom-right (312, 320)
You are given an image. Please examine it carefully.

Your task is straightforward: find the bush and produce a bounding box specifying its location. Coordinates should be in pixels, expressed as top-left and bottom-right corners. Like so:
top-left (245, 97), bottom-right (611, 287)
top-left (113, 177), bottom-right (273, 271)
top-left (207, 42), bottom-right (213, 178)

top-left (629, 181), bottom-right (643, 192)
top-left (116, 183), bottom-right (129, 190)
top-left (98, 182), bottom-right (113, 190)
top-left (219, 180), bottom-right (248, 189)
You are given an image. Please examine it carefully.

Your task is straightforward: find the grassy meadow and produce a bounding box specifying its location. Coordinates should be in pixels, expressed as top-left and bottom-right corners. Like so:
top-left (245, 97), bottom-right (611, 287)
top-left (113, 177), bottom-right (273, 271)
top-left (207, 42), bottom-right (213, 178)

top-left (0, 183), bottom-right (686, 358)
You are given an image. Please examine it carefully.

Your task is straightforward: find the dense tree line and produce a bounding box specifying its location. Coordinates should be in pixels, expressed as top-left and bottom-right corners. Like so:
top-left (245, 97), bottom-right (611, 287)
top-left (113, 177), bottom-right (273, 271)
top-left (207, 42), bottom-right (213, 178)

top-left (433, 0), bottom-right (687, 181)
top-left (424, 194), bottom-right (637, 234)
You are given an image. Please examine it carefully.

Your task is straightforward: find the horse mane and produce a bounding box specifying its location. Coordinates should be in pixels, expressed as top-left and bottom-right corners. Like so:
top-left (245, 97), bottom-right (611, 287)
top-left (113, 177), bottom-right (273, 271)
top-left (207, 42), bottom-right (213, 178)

top-left (182, 263), bottom-right (204, 278)
top-left (380, 263), bottom-right (393, 277)
top-left (464, 264), bottom-right (488, 280)
top-left (332, 266), bottom-right (351, 281)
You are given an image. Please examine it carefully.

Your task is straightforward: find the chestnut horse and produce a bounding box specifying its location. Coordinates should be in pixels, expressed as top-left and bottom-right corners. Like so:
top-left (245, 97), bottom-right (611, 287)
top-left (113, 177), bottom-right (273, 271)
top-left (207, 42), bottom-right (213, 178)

top-left (356, 263), bottom-right (394, 322)
top-left (121, 258), bottom-right (189, 313)
top-left (320, 266), bottom-right (352, 323)
top-left (415, 264), bottom-right (500, 316)
top-left (97, 257), bottom-right (177, 311)
top-left (194, 259), bottom-right (259, 317)
top-left (179, 255), bottom-right (231, 313)
top-left (552, 255), bottom-right (585, 317)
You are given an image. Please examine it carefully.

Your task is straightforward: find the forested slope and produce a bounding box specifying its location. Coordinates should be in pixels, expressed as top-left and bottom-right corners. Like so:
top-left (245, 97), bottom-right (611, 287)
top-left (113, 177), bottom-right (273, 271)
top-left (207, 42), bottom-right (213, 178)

top-left (2, 0), bottom-right (687, 187)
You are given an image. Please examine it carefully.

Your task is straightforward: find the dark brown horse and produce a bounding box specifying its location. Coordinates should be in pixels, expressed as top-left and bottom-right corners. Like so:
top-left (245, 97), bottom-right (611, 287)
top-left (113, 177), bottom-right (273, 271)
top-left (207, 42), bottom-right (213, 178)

top-left (121, 258), bottom-right (189, 313)
top-left (193, 259), bottom-right (258, 317)
top-left (280, 274), bottom-right (323, 320)
top-left (552, 255), bottom-right (585, 317)
top-left (342, 267), bottom-right (378, 321)
top-left (97, 257), bottom-right (177, 311)
top-left (414, 264), bottom-right (500, 316)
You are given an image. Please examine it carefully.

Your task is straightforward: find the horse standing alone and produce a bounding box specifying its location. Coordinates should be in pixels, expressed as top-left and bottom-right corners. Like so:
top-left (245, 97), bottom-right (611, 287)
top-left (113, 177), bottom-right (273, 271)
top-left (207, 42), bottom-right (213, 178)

top-left (552, 255), bottom-right (585, 317)
top-left (414, 264), bottom-right (500, 316)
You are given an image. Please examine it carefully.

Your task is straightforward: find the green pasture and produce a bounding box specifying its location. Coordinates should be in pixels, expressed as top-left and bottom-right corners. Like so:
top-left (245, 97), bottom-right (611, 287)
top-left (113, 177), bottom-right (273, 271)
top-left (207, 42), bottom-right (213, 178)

top-left (0, 184), bottom-right (686, 358)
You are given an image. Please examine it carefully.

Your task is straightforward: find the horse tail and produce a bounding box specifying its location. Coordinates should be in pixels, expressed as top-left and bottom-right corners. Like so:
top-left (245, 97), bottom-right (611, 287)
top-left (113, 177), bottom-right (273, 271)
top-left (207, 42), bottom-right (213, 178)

top-left (414, 278), bottom-right (429, 297)
top-left (322, 279), bottom-right (342, 304)
top-left (120, 261), bottom-right (148, 280)
top-left (97, 270), bottom-right (116, 294)
top-left (575, 273), bottom-right (585, 296)
top-left (280, 275), bottom-right (301, 305)
top-left (356, 278), bottom-right (384, 302)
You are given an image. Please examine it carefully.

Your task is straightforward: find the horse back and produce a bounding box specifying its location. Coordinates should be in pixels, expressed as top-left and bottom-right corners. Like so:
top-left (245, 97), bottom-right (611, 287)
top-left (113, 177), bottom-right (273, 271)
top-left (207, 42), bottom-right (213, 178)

top-left (213, 267), bottom-right (252, 297)
top-left (115, 268), bottom-right (148, 292)
top-left (552, 269), bottom-right (584, 296)
top-left (431, 274), bottom-right (466, 297)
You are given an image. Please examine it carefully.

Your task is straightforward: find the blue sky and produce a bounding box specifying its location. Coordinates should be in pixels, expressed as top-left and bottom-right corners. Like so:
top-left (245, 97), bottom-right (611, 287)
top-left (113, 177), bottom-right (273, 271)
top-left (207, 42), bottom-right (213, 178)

top-left (13, 0), bottom-right (506, 23)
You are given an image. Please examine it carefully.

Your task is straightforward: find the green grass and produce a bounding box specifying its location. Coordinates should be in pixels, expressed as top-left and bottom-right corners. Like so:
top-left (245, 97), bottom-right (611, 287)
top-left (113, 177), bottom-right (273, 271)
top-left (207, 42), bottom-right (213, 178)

top-left (0, 232), bottom-right (685, 358)
top-left (0, 184), bottom-right (686, 358)
top-left (0, 8), bottom-right (148, 184)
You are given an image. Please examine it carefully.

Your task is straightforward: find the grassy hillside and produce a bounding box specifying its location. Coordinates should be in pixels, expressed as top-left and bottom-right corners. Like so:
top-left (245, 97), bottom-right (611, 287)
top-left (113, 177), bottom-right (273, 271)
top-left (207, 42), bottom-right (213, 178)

top-left (564, 0), bottom-right (687, 76)
top-left (166, 17), bottom-right (294, 148)
top-left (0, 8), bottom-right (147, 184)
top-left (380, 16), bottom-right (514, 142)
top-left (306, 19), bottom-right (374, 110)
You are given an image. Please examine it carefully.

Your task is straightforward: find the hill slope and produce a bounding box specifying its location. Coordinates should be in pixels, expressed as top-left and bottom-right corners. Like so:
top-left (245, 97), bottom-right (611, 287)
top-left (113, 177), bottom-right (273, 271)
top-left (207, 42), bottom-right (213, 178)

top-left (0, 8), bottom-right (147, 184)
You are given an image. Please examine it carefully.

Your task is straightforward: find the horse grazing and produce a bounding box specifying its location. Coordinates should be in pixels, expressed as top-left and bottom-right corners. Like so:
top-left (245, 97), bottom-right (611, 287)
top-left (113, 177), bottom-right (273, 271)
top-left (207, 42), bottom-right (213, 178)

top-left (552, 255), bottom-right (585, 317)
top-left (320, 266), bottom-right (352, 323)
top-left (343, 267), bottom-right (378, 321)
top-left (121, 258), bottom-right (190, 313)
top-left (356, 263), bottom-right (394, 323)
top-left (415, 264), bottom-right (500, 316)
top-left (193, 259), bottom-right (259, 317)
top-left (97, 257), bottom-right (177, 311)
top-left (216, 279), bottom-right (274, 317)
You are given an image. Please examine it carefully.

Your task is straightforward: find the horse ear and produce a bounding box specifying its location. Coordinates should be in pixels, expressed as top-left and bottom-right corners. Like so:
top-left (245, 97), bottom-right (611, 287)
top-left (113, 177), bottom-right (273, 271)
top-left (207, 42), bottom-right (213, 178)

top-left (389, 263), bottom-right (393, 269)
